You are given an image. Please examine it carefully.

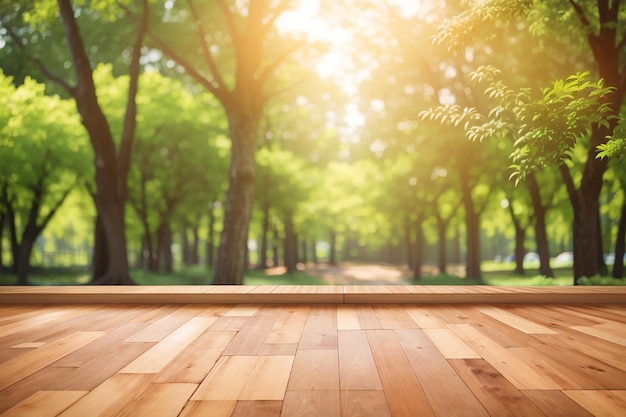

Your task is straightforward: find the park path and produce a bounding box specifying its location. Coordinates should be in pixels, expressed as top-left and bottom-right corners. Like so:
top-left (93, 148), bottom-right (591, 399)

top-left (304, 262), bottom-right (412, 285)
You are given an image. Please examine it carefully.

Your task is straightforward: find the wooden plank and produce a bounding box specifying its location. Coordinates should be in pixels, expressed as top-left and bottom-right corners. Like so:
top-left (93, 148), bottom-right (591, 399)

top-left (423, 328), bottom-right (481, 359)
top-left (336, 305), bottom-right (360, 330)
top-left (0, 331), bottom-right (104, 391)
top-left (564, 390), bottom-right (626, 417)
top-left (264, 305), bottom-right (310, 344)
top-left (120, 317), bottom-right (215, 373)
top-left (223, 305), bottom-right (261, 317)
top-left (367, 329), bottom-right (435, 417)
top-left (355, 305), bottom-right (382, 329)
top-left (298, 305), bottom-right (337, 350)
top-left (257, 343), bottom-right (298, 356)
top-left (287, 349), bottom-right (339, 390)
top-left (340, 391), bottom-right (390, 417)
top-left (404, 306), bottom-right (446, 328)
top-left (571, 323), bottom-right (626, 346)
top-left (124, 305), bottom-right (204, 343)
top-left (223, 307), bottom-right (279, 355)
top-left (191, 355), bottom-right (294, 400)
top-left (0, 390), bottom-right (87, 417)
top-left (476, 306), bottom-right (558, 334)
top-left (449, 359), bottom-right (549, 417)
top-left (395, 329), bottom-right (489, 417)
top-left (58, 374), bottom-right (154, 417)
top-left (0, 365), bottom-right (75, 414)
top-left (209, 316), bottom-right (250, 331)
top-left (447, 324), bottom-right (561, 390)
top-left (53, 322), bottom-right (148, 367)
top-left (116, 383), bottom-right (197, 417)
top-left (54, 342), bottom-right (154, 391)
top-left (155, 330), bottom-right (236, 383)
top-left (230, 401), bottom-right (282, 417)
top-left (508, 347), bottom-right (605, 390)
top-left (178, 401), bottom-right (236, 417)
top-left (526, 334), bottom-right (626, 389)
top-left (281, 391), bottom-right (340, 417)
top-left (338, 330), bottom-right (382, 390)
top-left (523, 391), bottom-right (594, 417)
top-left (373, 304), bottom-right (419, 329)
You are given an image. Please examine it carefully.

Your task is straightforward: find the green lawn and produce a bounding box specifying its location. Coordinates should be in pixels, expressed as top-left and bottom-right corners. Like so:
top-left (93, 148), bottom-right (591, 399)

top-left (1, 261), bottom-right (624, 286)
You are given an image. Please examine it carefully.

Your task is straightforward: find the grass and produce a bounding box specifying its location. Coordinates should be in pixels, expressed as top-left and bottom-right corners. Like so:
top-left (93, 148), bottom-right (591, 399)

top-left (1, 260), bottom-right (624, 286)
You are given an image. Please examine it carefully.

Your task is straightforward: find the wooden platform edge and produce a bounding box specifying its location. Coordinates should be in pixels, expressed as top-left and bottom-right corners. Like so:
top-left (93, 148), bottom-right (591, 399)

top-left (1, 286), bottom-right (625, 304)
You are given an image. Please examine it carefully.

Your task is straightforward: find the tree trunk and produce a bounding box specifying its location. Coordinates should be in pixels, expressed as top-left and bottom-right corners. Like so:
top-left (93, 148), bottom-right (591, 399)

top-left (612, 202), bottom-right (626, 279)
top-left (181, 228), bottom-right (191, 267)
top-left (191, 225), bottom-right (200, 265)
top-left (272, 240), bottom-right (280, 268)
top-left (212, 106), bottom-right (259, 285)
top-left (257, 200), bottom-right (270, 270)
top-left (329, 229), bottom-right (337, 266)
top-left (435, 216), bottom-right (448, 275)
top-left (526, 173), bottom-right (553, 277)
top-left (300, 239), bottom-right (308, 265)
top-left (57, 0), bottom-right (144, 285)
top-left (460, 177), bottom-right (482, 280)
top-left (412, 215), bottom-right (425, 279)
top-left (404, 218), bottom-right (414, 270)
top-left (597, 213), bottom-right (608, 276)
top-left (16, 235), bottom-right (36, 286)
top-left (158, 221), bottom-right (173, 273)
top-left (513, 223), bottom-right (526, 275)
top-left (283, 211), bottom-right (298, 273)
top-left (311, 241), bottom-right (318, 264)
top-left (506, 202), bottom-right (526, 275)
top-left (206, 203), bottom-right (216, 268)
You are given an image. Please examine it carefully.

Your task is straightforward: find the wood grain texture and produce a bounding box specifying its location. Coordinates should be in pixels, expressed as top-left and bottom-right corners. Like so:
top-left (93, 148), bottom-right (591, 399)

top-left (1, 301), bottom-right (625, 417)
top-left (0, 390), bottom-right (87, 417)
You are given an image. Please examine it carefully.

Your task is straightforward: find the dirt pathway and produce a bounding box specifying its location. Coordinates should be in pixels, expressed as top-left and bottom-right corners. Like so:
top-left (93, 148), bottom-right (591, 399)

top-left (304, 263), bottom-right (412, 285)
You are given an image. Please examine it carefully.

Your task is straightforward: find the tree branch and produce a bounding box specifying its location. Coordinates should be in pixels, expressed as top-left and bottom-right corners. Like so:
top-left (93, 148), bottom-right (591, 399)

top-left (118, 0), bottom-right (148, 202)
top-left (217, 0), bottom-right (240, 46)
top-left (559, 163), bottom-right (578, 207)
top-left (569, 0), bottom-right (593, 33)
top-left (36, 185), bottom-right (74, 235)
top-left (256, 39), bottom-right (306, 91)
top-left (261, 0), bottom-right (291, 36)
top-left (3, 25), bottom-right (76, 96)
top-left (187, 0), bottom-right (227, 91)
top-left (145, 28), bottom-right (226, 102)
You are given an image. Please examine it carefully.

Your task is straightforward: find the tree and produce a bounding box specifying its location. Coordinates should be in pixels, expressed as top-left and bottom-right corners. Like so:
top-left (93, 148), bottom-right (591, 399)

top-left (2, 0), bottom-right (149, 284)
top-left (0, 73), bottom-right (89, 284)
top-left (143, 0), bottom-right (306, 284)
top-left (433, 0), bottom-right (626, 282)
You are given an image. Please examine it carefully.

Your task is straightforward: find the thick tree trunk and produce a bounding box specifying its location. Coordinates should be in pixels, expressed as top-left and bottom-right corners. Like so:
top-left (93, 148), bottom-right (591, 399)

top-left (311, 241), bottom-right (318, 264)
top-left (526, 173), bottom-right (554, 277)
top-left (300, 240), bottom-right (308, 265)
top-left (91, 214), bottom-right (109, 278)
top-left (159, 222), bottom-right (173, 273)
top-left (191, 225), bottom-right (200, 265)
top-left (57, 0), bottom-right (147, 285)
top-left (412, 215), bottom-right (425, 280)
top-left (16, 235), bottom-right (35, 286)
top-left (460, 178), bottom-right (482, 280)
top-left (329, 229), bottom-right (337, 266)
top-left (404, 218), bottom-right (414, 270)
top-left (597, 213), bottom-right (608, 276)
top-left (283, 212), bottom-right (298, 274)
top-left (613, 202), bottom-right (626, 279)
top-left (212, 107), bottom-right (258, 285)
top-left (181, 228), bottom-right (191, 267)
top-left (435, 216), bottom-right (448, 275)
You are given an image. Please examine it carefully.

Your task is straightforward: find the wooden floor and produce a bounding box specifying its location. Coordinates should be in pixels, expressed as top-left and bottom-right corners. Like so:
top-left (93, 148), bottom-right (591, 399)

top-left (1, 301), bottom-right (626, 416)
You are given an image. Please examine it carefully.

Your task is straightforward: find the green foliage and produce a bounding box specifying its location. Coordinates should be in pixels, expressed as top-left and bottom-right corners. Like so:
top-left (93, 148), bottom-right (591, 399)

top-left (433, 0), bottom-right (533, 50)
top-left (421, 67), bottom-right (616, 184)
